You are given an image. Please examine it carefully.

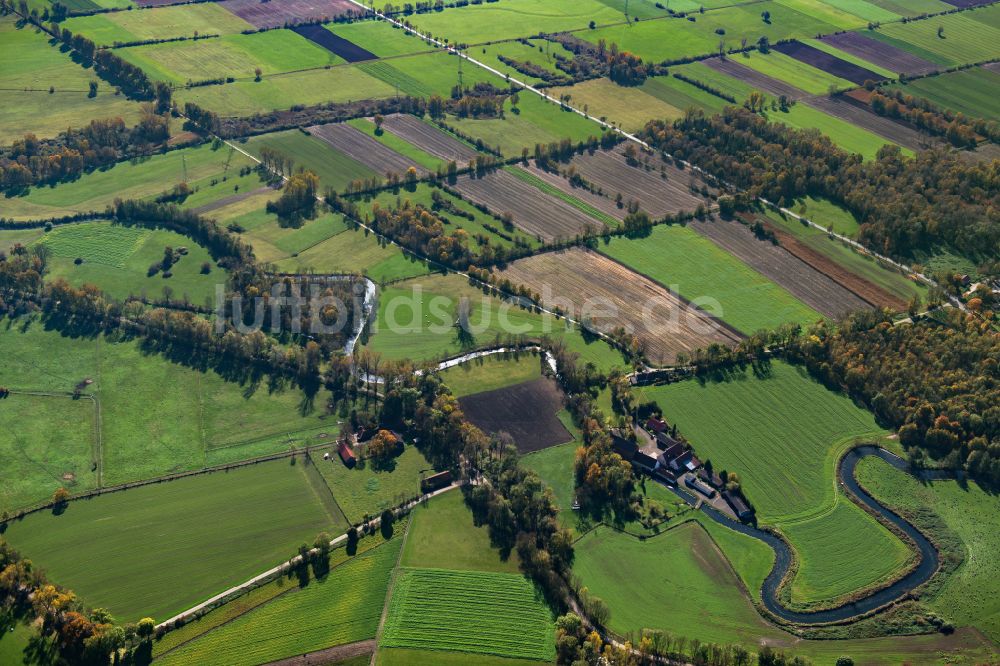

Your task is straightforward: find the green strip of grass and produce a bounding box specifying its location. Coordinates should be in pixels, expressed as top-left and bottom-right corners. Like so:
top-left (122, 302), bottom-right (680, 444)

top-left (347, 118), bottom-right (445, 172)
top-left (504, 166), bottom-right (618, 228)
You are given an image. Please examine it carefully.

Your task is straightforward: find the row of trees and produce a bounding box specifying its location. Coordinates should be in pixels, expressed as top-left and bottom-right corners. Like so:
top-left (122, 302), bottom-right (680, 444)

top-left (1, 114), bottom-right (171, 193)
top-left (868, 90), bottom-right (983, 149)
top-left (639, 107), bottom-right (1000, 265)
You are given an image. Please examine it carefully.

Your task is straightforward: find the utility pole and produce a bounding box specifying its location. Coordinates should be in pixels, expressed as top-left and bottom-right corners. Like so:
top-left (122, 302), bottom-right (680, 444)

top-left (181, 153), bottom-right (188, 183)
top-left (457, 50), bottom-right (463, 91)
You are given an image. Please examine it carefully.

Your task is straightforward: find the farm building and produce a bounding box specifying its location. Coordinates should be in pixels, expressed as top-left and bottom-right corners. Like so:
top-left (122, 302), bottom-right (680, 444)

top-left (421, 470), bottom-right (452, 493)
top-left (654, 431), bottom-right (682, 450)
top-left (338, 441), bottom-right (356, 468)
top-left (632, 451), bottom-right (658, 472)
top-left (697, 468), bottom-right (724, 489)
top-left (723, 490), bottom-right (754, 522)
top-left (685, 475), bottom-right (716, 499)
top-left (611, 431), bottom-right (639, 461)
top-left (645, 417), bottom-right (668, 434)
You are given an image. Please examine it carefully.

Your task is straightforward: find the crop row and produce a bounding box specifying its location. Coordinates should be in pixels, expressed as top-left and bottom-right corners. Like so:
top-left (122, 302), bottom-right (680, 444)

top-left (380, 567), bottom-right (555, 661)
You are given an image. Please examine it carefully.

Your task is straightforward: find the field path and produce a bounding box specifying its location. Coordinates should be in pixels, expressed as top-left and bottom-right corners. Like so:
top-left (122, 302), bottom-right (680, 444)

top-left (261, 638), bottom-right (375, 666)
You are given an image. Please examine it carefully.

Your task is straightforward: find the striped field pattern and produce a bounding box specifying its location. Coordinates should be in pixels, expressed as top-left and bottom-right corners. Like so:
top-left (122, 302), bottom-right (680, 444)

top-left (380, 568), bottom-right (555, 661)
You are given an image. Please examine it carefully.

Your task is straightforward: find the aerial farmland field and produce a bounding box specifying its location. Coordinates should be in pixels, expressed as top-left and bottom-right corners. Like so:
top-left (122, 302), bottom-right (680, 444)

top-left (2, 0), bottom-right (1000, 661)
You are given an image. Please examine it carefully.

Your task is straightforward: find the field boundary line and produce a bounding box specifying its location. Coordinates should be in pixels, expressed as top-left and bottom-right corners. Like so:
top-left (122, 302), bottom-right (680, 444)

top-left (153, 538), bottom-right (396, 661)
top-left (303, 448), bottom-right (352, 527)
top-left (369, 510), bottom-right (413, 666)
top-left (156, 482), bottom-right (460, 631)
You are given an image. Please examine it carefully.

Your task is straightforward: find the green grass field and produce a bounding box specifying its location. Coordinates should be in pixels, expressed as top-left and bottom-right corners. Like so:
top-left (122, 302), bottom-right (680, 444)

top-left (448, 93), bottom-right (605, 157)
top-left (271, 219), bottom-right (433, 284)
top-left (314, 444), bottom-right (432, 524)
top-left (438, 354), bottom-right (543, 397)
top-left (401, 490), bottom-right (520, 573)
top-left (381, 568), bottom-right (555, 661)
top-left (889, 66), bottom-right (1000, 122)
top-left (585, 2), bottom-right (838, 63)
top-left (636, 361), bottom-right (886, 523)
top-left (36, 221), bottom-right (219, 304)
top-left (63, 3), bottom-right (252, 45)
top-left (329, 20), bottom-right (437, 58)
top-left (474, 39), bottom-right (568, 84)
top-left (347, 118), bottom-right (444, 172)
top-left (0, 18), bottom-right (142, 143)
top-left (573, 521), bottom-right (990, 662)
top-left (157, 537), bottom-right (402, 665)
top-left (0, 320), bottom-right (333, 487)
top-left (792, 196), bottom-right (861, 236)
top-left (857, 456), bottom-right (1000, 643)
top-left (811, 0), bottom-right (900, 23)
top-left (871, 10), bottom-right (1000, 67)
top-left (117, 30), bottom-right (342, 85)
top-left (407, 0), bottom-right (625, 44)
top-left (365, 273), bottom-right (625, 372)
top-left (240, 210), bottom-right (350, 263)
top-left (772, 0), bottom-right (872, 29)
top-left (0, 393), bottom-right (97, 512)
top-left (768, 102), bottom-right (908, 159)
top-left (2, 458), bottom-right (343, 622)
top-left (176, 65), bottom-right (396, 117)
top-left (243, 130), bottom-right (377, 193)
top-left (601, 224), bottom-right (822, 335)
top-left (0, 622), bottom-right (34, 666)
top-left (738, 50), bottom-right (855, 95)
top-left (781, 499), bottom-right (913, 605)
top-left (4, 143), bottom-right (253, 220)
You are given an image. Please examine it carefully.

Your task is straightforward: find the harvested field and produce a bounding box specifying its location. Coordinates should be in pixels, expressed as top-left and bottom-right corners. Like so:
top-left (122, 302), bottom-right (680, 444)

top-left (292, 24), bottom-right (375, 61)
top-left (774, 40), bottom-right (886, 84)
top-left (703, 56), bottom-right (808, 100)
top-left (689, 218), bottom-right (872, 317)
top-left (755, 216), bottom-right (908, 310)
top-left (308, 122), bottom-right (427, 176)
top-left (820, 31), bottom-right (938, 76)
top-left (379, 114), bottom-right (479, 163)
top-left (458, 377), bottom-right (571, 454)
top-left (498, 248), bottom-right (741, 365)
top-left (219, 0), bottom-right (361, 29)
top-left (452, 169), bottom-right (602, 241)
top-left (190, 185), bottom-right (273, 216)
top-left (568, 146), bottom-right (712, 219)
top-left (805, 95), bottom-right (938, 152)
top-left (518, 164), bottom-right (626, 221)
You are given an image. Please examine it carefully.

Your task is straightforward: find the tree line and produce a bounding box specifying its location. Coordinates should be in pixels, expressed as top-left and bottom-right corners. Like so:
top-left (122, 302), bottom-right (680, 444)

top-left (639, 106), bottom-right (999, 267)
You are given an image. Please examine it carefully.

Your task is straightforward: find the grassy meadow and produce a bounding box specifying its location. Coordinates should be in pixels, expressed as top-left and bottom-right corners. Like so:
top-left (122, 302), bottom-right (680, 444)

top-left (601, 224), bottom-right (822, 335)
top-left (857, 456), bottom-right (1000, 643)
top-left (364, 273), bottom-right (625, 372)
top-left (63, 3), bottom-right (252, 45)
top-left (156, 536), bottom-right (402, 665)
top-left (438, 353), bottom-right (543, 397)
top-left (0, 393), bottom-right (97, 512)
top-left (401, 490), bottom-right (520, 574)
top-left (36, 221), bottom-right (220, 304)
top-left (314, 444), bottom-right (432, 525)
top-left (4, 143), bottom-right (253, 220)
top-left (889, 66), bottom-right (1000, 122)
top-left (2, 458), bottom-right (343, 622)
top-left (242, 130), bottom-right (377, 193)
top-left (0, 321), bottom-right (333, 487)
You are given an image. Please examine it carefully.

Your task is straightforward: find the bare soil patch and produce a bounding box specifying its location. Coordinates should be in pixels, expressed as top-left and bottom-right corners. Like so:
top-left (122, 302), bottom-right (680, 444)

top-left (568, 146), bottom-right (712, 219)
top-left (820, 32), bottom-right (937, 77)
top-left (261, 639), bottom-right (375, 666)
top-left (458, 377), bottom-right (572, 454)
top-left (691, 217), bottom-right (873, 317)
top-left (498, 248), bottom-right (741, 365)
top-left (309, 122), bottom-right (428, 176)
top-left (219, 0), bottom-right (361, 29)
top-left (704, 56), bottom-right (808, 100)
top-left (753, 216), bottom-right (909, 311)
top-left (774, 40), bottom-right (886, 85)
top-left (380, 114), bottom-right (480, 163)
top-left (453, 169), bottom-right (603, 241)
top-left (291, 24), bottom-right (376, 62)
top-left (517, 164), bottom-right (626, 220)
